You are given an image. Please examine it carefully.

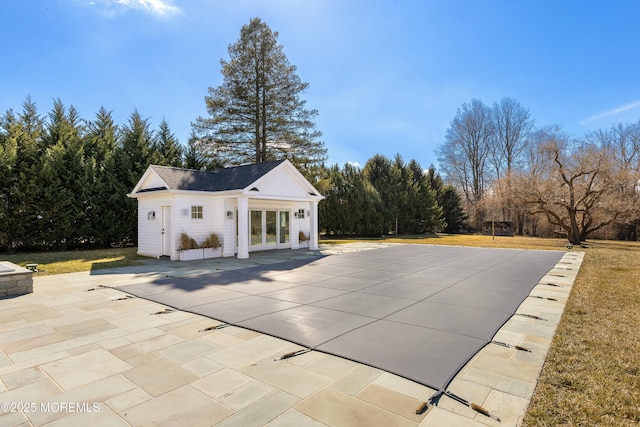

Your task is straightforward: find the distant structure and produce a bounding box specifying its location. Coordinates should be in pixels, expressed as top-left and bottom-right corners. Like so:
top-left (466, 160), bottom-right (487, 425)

top-left (482, 221), bottom-right (514, 237)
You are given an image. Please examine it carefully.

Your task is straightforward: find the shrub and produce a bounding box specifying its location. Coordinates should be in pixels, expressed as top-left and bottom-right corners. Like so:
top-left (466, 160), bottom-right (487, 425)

top-left (179, 232), bottom-right (199, 250)
top-left (202, 232), bottom-right (222, 249)
top-left (299, 231), bottom-right (309, 242)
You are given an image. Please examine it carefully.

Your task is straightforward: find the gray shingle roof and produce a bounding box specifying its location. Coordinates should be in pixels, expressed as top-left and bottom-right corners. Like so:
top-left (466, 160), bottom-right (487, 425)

top-left (142, 160), bottom-right (286, 193)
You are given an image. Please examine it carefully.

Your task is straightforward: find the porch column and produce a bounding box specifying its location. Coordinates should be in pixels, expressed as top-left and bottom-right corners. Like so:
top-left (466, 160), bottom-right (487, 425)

top-left (309, 200), bottom-right (319, 250)
top-left (237, 196), bottom-right (249, 259)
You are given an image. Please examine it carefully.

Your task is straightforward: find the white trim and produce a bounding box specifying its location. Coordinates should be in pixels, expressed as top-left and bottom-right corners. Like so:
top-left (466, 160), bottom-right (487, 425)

top-left (309, 200), bottom-right (319, 250)
top-left (129, 166), bottom-right (170, 195)
top-left (247, 160), bottom-right (324, 200)
top-left (237, 197), bottom-right (249, 259)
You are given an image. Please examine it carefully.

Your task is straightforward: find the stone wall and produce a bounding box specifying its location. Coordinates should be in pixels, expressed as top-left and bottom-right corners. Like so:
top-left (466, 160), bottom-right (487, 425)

top-left (0, 262), bottom-right (34, 297)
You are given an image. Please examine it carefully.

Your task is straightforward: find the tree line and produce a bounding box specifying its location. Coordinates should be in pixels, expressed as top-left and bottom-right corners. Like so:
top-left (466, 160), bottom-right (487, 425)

top-left (437, 97), bottom-right (640, 244)
top-left (0, 97), bottom-right (219, 252)
top-left (317, 155), bottom-right (465, 236)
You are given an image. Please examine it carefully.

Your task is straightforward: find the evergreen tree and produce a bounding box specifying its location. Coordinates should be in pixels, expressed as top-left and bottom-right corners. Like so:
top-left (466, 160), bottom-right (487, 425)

top-left (183, 131), bottom-right (223, 171)
top-left (83, 107), bottom-right (126, 246)
top-left (153, 118), bottom-right (183, 167)
top-left (115, 110), bottom-right (157, 244)
top-left (440, 185), bottom-right (468, 233)
top-left (0, 110), bottom-right (19, 250)
top-left (193, 18), bottom-right (326, 173)
top-left (39, 101), bottom-right (86, 249)
top-left (118, 110), bottom-right (156, 186)
top-left (2, 98), bottom-right (45, 251)
top-left (318, 165), bottom-right (349, 235)
top-left (364, 154), bottom-right (401, 234)
top-left (406, 159), bottom-right (444, 233)
top-left (319, 163), bottom-right (383, 236)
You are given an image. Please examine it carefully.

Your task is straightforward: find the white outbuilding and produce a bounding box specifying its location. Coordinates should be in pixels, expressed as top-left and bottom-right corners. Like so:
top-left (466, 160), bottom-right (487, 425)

top-left (129, 159), bottom-right (323, 260)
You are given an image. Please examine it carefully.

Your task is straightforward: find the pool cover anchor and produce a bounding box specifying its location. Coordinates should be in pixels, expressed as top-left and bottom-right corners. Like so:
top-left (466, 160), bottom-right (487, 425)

top-left (529, 295), bottom-right (558, 302)
top-left (492, 340), bottom-right (532, 352)
top-left (542, 282), bottom-right (562, 287)
top-left (418, 390), bottom-right (501, 422)
top-left (516, 313), bottom-right (547, 321)
top-left (275, 348), bottom-right (311, 361)
top-left (86, 285), bottom-right (109, 292)
top-left (199, 323), bottom-right (230, 332)
top-left (150, 308), bottom-right (175, 315)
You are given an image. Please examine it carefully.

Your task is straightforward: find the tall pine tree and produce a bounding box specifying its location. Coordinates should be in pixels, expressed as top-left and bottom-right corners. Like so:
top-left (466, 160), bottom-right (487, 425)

top-left (193, 18), bottom-right (326, 174)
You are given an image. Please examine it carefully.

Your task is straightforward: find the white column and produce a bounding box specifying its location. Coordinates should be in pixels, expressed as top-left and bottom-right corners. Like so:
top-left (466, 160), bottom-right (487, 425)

top-left (237, 197), bottom-right (249, 259)
top-left (309, 200), bottom-right (319, 250)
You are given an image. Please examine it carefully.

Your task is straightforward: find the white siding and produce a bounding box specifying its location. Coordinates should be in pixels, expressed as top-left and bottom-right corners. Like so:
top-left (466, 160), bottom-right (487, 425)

top-left (294, 203), bottom-right (311, 245)
top-left (251, 166), bottom-right (311, 199)
top-left (172, 194), bottom-right (226, 258)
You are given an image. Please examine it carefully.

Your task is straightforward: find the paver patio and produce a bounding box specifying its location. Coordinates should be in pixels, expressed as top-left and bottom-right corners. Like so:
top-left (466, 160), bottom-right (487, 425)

top-left (0, 243), bottom-right (583, 426)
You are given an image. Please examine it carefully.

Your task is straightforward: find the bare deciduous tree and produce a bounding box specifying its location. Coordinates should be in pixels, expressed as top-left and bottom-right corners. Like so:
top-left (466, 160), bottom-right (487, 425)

top-left (515, 134), bottom-right (640, 244)
top-left (488, 97), bottom-right (534, 229)
top-left (437, 99), bottom-right (494, 228)
top-left (587, 121), bottom-right (640, 239)
top-left (588, 120), bottom-right (640, 174)
top-left (490, 97), bottom-right (534, 179)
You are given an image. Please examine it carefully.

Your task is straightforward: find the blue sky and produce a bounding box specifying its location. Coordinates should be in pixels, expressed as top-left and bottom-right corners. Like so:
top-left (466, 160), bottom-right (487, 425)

top-left (2, 1), bottom-right (640, 170)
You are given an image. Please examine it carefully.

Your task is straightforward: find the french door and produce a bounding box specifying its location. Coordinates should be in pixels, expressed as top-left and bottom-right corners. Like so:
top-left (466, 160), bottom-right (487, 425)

top-left (246, 209), bottom-right (290, 251)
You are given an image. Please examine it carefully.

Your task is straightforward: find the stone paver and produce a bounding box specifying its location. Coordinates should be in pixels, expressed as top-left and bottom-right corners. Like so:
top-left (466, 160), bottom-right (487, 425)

top-left (0, 245), bottom-right (584, 426)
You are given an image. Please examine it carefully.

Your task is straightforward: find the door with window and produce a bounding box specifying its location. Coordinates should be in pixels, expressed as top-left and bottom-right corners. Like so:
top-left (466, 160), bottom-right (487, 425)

top-left (244, 209), bottom-right (290, 252)
top-left (279, 211), bottom-right (290, 247)
top-left (161, 206), bottom-right (171, 257)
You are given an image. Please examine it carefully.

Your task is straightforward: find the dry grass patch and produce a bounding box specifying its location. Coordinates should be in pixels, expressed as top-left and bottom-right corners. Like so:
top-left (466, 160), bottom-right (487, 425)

top-left (523, 241), bottom-right (640, 426)
top-left (2, 247), bottom-right (147, 276)
top-left (321, 233), bottom-right (569, 251)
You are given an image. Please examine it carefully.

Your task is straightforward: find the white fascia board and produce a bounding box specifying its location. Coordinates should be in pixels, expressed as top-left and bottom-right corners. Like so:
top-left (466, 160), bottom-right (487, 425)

top-left (242, 193), bottom-right (322, 202)
top-left (127, 189), bottom-right (172, 199)
top-left (170, 189), bottom-right (243, 197)
top-left (246, 159), bottom-right (324, 200)
top-left (130, 166), bottom-right (170, 195)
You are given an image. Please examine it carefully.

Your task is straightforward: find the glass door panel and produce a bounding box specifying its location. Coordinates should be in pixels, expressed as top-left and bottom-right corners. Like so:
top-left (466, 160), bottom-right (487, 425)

top-left (250, 210), bottom-right (262, 247)
top-left (279, 211), bottom-right (289, 244)
top-left (266, 211), bottom-right (277, 245)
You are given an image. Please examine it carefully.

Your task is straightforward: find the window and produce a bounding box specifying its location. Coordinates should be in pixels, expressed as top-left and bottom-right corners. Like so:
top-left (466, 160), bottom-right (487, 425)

top-left (297, 209), bottom-right (305, 219)
top-left (191, 205), bottom-right (203, 219)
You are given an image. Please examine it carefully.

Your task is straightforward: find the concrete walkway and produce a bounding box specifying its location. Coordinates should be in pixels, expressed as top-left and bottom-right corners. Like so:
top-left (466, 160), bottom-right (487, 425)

top-left (0, 243), bottom-right (583, 426)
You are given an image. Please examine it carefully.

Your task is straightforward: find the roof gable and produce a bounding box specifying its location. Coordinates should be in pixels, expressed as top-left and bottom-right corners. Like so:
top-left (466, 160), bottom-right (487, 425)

top-left (135, 160), bottom-right (286, 194)
top-left (249, 160), bottom-right (322, 198)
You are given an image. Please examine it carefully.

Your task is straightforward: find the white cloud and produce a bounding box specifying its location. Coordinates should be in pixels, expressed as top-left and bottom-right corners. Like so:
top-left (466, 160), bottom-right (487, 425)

top-left (580, 100), bottom-right (640, 125)
top-left (346, 161), bottom-right (361, 168)
top-left (118, 0), bottom-right (181, 16)
top-left (87, 0), bottom-right (182, 17)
